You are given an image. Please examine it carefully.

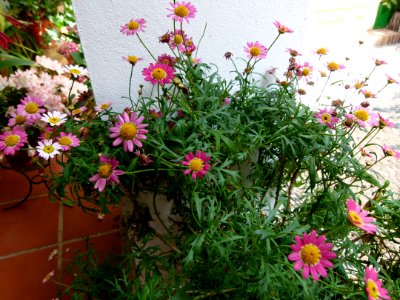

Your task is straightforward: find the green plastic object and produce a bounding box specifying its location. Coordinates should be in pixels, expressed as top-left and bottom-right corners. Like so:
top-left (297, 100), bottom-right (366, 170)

top-left (373, 3), bottom-right (394, 29)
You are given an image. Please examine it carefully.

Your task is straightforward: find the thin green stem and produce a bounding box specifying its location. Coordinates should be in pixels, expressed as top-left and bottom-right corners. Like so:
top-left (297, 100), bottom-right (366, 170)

top-left (128, 65), bottom-right (134, 108)
top-left (136, 33), bottom-right (156, 61)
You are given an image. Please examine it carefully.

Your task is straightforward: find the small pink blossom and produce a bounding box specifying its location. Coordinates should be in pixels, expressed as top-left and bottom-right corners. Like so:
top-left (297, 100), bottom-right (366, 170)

top-left (0, 127), bottom-right (28, 155)
top-left (273, 21), bottom-right (294, 34)
top-left (57, 132), bottom-right (80, 151)
top-left (142, 62), bottom-right (175, 86)
top-left (244, 41), bottom-right (268, 59)
top-left (167, 1), bottom-right (197, 23)
top-left (288, 230), bottom-right (336, 281)
top-left (314, 108), bottom-right (339, 129)
top-left (109, 112), bottom-right (148, 152)
top-left (378, 114), bottom-right (395, 129)
top-left (120, 18), bottom-right (146, 36)
top-left (382, 145), bottom-right (400, 159)
top-left (16, 96), bottom-right (46, 122)
top-left (182, 150), bottom-right (211, 180)
top-left (157, 54), bottom-right (176, 67)
top-left (352, 106), bottom-right (379, 128)
top-left (89, 155), bottom-right (125, 192)
top-left (364, 266), bottom-right (391, 300)
top-left (346, 199), bottom-right (377, 234)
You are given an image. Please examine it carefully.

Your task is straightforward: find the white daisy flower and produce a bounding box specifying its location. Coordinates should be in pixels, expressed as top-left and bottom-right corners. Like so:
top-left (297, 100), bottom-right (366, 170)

top-left (41, 111), bottom-right (68, 126)
top-left (64, 65), bottom-right (88, 78)
top-left (36, 139), bottom-right (62, 160)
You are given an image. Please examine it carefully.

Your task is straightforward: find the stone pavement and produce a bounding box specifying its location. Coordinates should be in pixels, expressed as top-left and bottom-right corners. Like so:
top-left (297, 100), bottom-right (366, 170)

top-left (303, 1), bottom-right (400, 192)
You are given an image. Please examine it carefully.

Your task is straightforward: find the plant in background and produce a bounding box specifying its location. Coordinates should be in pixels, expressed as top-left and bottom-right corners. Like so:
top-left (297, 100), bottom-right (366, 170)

top-left (1, 1), bottom-right (400, 299)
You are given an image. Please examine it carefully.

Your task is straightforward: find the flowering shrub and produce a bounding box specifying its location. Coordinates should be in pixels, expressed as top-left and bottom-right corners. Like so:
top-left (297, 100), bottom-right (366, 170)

top-left (1, 2), bottom-right (400, 299)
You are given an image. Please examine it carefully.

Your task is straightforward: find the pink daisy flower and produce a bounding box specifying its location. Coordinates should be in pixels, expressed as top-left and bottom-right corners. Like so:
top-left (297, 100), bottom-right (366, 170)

top-left (178, 38), bottom-right (196, 55)
top-left (346, 199), bottom-right (377, 234)
top-left (182, 150), bottom-right (211, 180)
top-left (167, 1), bottom-right (197, 23)
top-left (122, 55), bottom-right (143, 66)
top-left (16, 96), bottom-right (46, 122)
top-left (244, 41), bottom-right (268, 59)
top-left (120, 18), bottom-right (146, 36)
top-left (314, 108), bottom-right (339, 129)
top-left (364, 266), bottom-right (391, 300)
top-left (7, 110), bottom-right (32, 127)
top-left (142, 62), bottom-right (175, 86)
top-left (327, 61), bottom-right (345, 72)
top-left (386, 74), bottom-right (399, 84)
top-left (378, 114), bottom-right (395, 129)
top-left (168, 30), bottom-right (188, 49)
top-left (361, 90), bottom-right (376, 99)
top-left (315, 47), bottom-right (329, 55)
top-left (297, 62), bottom-right (313, 80)
top-left (382, 145), bottom-right (400, 159)
top-left (157, 54), bottom-right (176, 67)
top-left (273, 21), bottom-right (294, 34)
top-left (57, 132), bottom-right (80, 151)
top-left (374, 59), bottom-right (387, 66)
top-left (360, 148), bottom-right (372, 158)
top-left (287, 48), bottom-right (302, 57)
top-left (288, 230), bottom-right (336, 281)
top-left (0, 127), bottom-right (28, 156)
top-left (109, 112), bottom-right (148, 152)
top-left (352, 106), bottom-right (379, 128)
top-left (89, 155), bottom-right (125, 192)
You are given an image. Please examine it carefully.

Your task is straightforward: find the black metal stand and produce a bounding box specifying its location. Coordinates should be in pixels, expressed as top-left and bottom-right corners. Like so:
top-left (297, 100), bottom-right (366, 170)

top-left (0, 161), bottom-right (49, 210)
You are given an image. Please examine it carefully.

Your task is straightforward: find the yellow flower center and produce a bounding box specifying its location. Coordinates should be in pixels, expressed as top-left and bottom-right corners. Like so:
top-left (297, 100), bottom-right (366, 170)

top-left (320, 71), bottom-right (327, 77)
top-left (321, 113), bottom-right (331, 123)
top-left (348, 211), bottom-right (364, 226)
top-left (58, 136), bottom-right (72, 146)
top-left (300, 244), bottom-right (321, 266)
top-left (98, 163), bottom-right (113, 178)
top-left (128, 21), bottom-right (139, 30)
top-left (5, 135), bottom-right (20, 147)
top-left (385, 149), bottom-right (394, 156)
top-left (189, 158), bottom-right (203, 172)
top-left (25, 102), bottom-right (39, 114)
top-left (363, 91), bottom-right (373, 98)
top-left (15, 115), bottom-right (26, 125)
top-left (43, 145), bottom-right (54, 154)
top-left (128, 56), bottom-right (139, 64)
top-left (327, 62), bottom-right (340, 72)
top-left (151, 68), bottom-right (167, 81)
top-left (354, 109), bottom-right (369, 122)
top-left (366, 279), bottom-right (380, 299)
top-left (249, 47), bottom-right (261, 57)
top-left (316, 48), bottom-right (327, 55)
top-left (120, 123), bottom-right (138, 140)
top-left (174, 5), bottom-right (190, 17)
top-left (49, 117), bottom-right (61, 125)
top-left (100, 103), bottom-right (110, 110)
top-left (69, 68), bottom-right (81, 75)
top-left (173, 34), bottom-right (183, 45)
top-left (302, 68), bottom-right (310, 76)
top-left (72, 108), bottom-right (82, 115)
top-left (354, 82), bottom-right (363, 89)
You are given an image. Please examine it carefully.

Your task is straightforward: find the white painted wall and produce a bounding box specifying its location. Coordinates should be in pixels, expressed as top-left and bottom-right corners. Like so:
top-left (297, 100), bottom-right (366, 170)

top-left (72, 0), bottom-right (311, 111)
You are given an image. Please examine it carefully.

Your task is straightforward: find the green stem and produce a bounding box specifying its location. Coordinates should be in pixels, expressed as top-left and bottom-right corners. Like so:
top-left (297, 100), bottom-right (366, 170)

top-left (128, 65), bottom-right (134, 108)
top-left (268, 33), bottom-right (281, 51)
top-left (136, 33), bottom-right (156, 61)
top-left (67, 78), bottom-right (76, 108)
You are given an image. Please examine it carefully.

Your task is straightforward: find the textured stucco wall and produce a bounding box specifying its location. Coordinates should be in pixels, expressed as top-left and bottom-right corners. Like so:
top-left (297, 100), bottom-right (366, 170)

top-left (72, 0), bottom-right (311, 111)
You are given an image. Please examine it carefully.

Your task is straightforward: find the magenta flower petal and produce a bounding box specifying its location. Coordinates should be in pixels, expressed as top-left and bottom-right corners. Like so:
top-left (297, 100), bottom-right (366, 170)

top-left (288, 230), bottom-right (336, 281)
top-left (182, 150), bottom-right (211, 180)
top-left (346, 199), bottom-right (377, 234)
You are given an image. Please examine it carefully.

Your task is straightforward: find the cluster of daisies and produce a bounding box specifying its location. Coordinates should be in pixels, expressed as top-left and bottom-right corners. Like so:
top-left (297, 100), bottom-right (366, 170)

top-left (0, 64), bottom-right (93, 160)
top-left (288, 199), bottom-right (391, 299)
